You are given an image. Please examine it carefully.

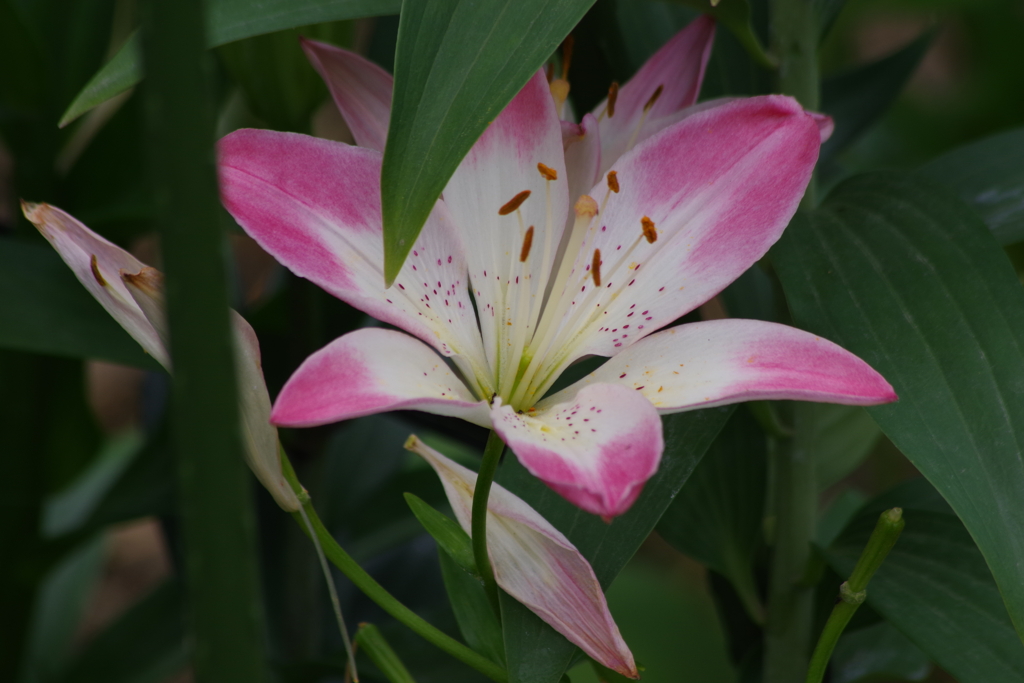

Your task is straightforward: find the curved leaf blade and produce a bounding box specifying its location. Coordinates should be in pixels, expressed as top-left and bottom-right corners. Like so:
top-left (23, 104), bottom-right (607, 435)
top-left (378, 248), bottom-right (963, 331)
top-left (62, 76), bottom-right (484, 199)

top-left (380, 0), bottom-right (595, 284)
top-left (772, 172), bottom-right (1024, 642)
top-left (919, 126), bottom-right (1024, 246)
top-left (59, 0), bottom-right (400, 127)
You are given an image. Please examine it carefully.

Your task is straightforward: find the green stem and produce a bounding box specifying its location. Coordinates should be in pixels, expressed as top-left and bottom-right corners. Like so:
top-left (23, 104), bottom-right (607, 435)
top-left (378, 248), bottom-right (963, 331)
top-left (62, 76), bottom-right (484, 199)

top-left (805, 508), bottom-right (905, 683)
top-left (472, 431), bottom-right (506, 616)
top-left (763, 408), bottom-right (816, 683)
top-left (281, 455), bottom-right (507, 683)
top-left (771, 0), bottom-right (821, 208)
top-left (139, 0), bottom-right (267, 679)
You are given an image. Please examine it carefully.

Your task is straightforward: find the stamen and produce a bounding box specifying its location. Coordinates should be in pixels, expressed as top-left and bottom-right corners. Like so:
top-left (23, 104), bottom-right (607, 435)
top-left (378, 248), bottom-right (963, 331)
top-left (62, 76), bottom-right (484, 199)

top-left (499, 190), bottom-right (531, 215)
top-left (641, 216), bottom-right (657, 244)
top-left (607, 82), bottom-right (619, 118)
top-left (545, 62), bottom-right (554, 83)
top-left (561, 35), bottom-right (575, 79)
top-left (591, 249), bottom-right (602, 287)
top-left (549, 79), bottom-right (571, 110)
top-left (644, 84), bottom-right (664, 112)
top-left (90, 254), bottom-right (107, 286)
top-left (607, 171), bottom-right (619, 194)
top-left (520, 226), bottom-right (535, 262)
top-left (537, 163), bottom-right (558, 181)
top-left (574, 195), bottom-right (598, 218)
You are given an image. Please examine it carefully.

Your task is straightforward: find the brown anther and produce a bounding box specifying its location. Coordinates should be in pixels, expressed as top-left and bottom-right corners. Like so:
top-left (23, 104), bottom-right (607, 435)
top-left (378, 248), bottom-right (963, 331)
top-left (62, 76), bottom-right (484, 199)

top-left (607, 170), bottom-right (620, 193)
top-left (641, 216), bottom-right (657, 244)
top-left (545, 62), bottom-right (554, 83)
top-left (520, 226), bottom-right (535, 262)
top-left (499, 190), bottom-right (531, 215)
top-left (561, 35), bottom-right (575, 79)
top-left (607, 82), bottom-right (619, 118)
top-left (643, 84), bottom-right (664, 112)
top-left (537, 163), bottom-right (558, 181)
top-left (574, 195), bottom-right (598, 218)
top-left (90, 254), bottom-right (107, 286)
top-left (592, 249), bottom-right (602, 287)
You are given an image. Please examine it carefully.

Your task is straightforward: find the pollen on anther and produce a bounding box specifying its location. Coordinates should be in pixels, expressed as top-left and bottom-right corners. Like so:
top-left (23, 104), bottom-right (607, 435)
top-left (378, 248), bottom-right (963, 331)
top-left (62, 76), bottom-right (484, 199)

top-left (607, 170), bottom-right (619, 193)
top-left (607, 81), bottom-right (619, 118)
top-left (499, 190), bottom-right (531, 215)
top-left (537, 163), bottom-right (558, 181)
top-left (591, 249), bottom-right (603, 287)
top-left (641, 216), bottom-right (657, 243)
top-left (644, 84), bottom-right (664, 112)
top-left (575, 195), bottom-right (598, 218)
top-left (519, 226), bottom-right (535, 262)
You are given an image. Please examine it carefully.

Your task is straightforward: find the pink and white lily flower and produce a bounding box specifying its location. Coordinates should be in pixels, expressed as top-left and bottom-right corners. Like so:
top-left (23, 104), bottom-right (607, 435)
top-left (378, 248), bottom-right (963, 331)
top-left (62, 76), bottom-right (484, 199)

top-left (406, 435), bottom-right (638, 678)
top-left (21, 202), bottom-right (301, 512)
top-left (219, 30), bottom-right (896, 520)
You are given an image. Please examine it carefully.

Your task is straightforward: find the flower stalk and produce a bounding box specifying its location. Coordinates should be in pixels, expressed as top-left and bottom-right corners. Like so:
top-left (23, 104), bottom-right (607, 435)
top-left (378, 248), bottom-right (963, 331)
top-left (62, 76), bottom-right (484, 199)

top-left (805, 508), bottom-right (905, 683)
top-left (280, 452), bottom-right (508, 682)
top-left (472, 431), bottom-right (507, 616)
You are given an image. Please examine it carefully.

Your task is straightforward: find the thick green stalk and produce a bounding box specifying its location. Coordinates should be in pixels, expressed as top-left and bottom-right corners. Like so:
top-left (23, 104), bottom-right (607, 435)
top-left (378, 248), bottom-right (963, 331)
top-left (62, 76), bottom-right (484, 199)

top-left (472, 431), bottom-right (506, 616)
top-left (805, 509), bottom-right (905, 683)
top-left (281, 456), bottom-right (507, 682)
top-left (139, 0), bottom-right (267, 680)
top-left (764, 423), bottom-right (817, 683)
top-left (772, 0), bottom-right (820, 208)
top-left (764, 1), bottom-right (821, 679)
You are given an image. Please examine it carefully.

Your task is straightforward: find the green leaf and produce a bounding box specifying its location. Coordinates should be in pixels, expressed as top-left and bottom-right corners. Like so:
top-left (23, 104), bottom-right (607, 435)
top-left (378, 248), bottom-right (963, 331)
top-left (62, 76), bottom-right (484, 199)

top-left (404, 492), bottom-right (477, 575)
top-left (666, 0), bottom-right (774, 68)
top-left (819, 32), bottom-right (932, 163)
top-left (830, 621), bottom-right (930, 683)
top-left (824, 479), bottom-right (1024, 682)
top-left (20, 537), bottom-right (106, 683)
top-left (60, 0), bottom-right (400, 127)
top-left (57, 581), bottom-right (188, 683)
top-left (380, 0), bottom-right (595, 285)
top-left (657, 407), bottom-right (766, 623)
top-left (919, 126), bottom-right (1024, 246)
top-left (0, 240), bottom-right (160, 369)
top-left (42, 430), bottom-right (145, 537)
top-left (495, 406), bottom-right (734, 683)
top-left (772, 171), bottom-right (1024, 643)
top-left (799, 403), bottom-right (881, 492)
top-left (438, 550), bottom-right (505, 665)
top-left (355, 623), bottom-right (418, 683)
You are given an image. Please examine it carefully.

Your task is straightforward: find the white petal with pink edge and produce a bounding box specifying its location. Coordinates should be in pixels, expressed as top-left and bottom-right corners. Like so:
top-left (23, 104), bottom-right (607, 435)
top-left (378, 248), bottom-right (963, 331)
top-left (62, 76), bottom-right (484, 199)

top-left (272, 327), bottom-right (491, 428)
top-left (300, 38), bottom-right (392, 152)
top-left (405, 436), bottom-right (638, 678)
top-left (218, 129), bottom-right (490, 391)
top-left (520, 96), bottom-right (822, 402)
top-left (491, 383), bottom-right (663, 519)
top-left (21, 201), bottom-right (170, 368)
top-left (593, 15), bottom-right (715, 172)
top-left (443, 70), bottom-right (569, 394)
top-left (542, 319), bottom-right (897, 413)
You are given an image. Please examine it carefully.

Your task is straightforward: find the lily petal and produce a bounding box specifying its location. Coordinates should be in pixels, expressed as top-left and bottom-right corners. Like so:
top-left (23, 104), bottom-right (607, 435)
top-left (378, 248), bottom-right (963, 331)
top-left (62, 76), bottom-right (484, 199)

top-left (443, 70), bottom-right (569, 389)
top-left (534, 95), bottom-right (822, 393)
top-left (21, 201), bottom-right (170, 368)
top-left (491, 383), bottom-right (663, 519)
top-left (272, 327), bottom-right (491, 428)
top-left (542, 319), bottom-right (897, 413)
top-left (405, 436), bottom-right (638, 678)
top-left (219, 129), bottom-right (489, 389)
top-left (300, 38), bottom-right (392, 152)
top-left (594, 15), bottom-right (715, 171)
top-left (120, 266), bottom-right (301, 511)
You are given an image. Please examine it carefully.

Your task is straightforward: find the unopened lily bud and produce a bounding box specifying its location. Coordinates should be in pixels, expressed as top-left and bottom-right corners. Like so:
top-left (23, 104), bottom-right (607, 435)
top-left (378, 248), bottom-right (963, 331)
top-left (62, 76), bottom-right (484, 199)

top-left (23, 201), bottom-right (301, 512)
